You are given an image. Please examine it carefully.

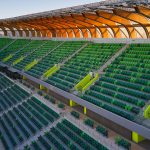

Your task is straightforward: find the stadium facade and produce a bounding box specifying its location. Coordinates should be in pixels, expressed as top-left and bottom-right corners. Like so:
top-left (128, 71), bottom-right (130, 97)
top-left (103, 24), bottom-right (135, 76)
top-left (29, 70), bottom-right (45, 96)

top-left (0, 0), bottom-right (150, 150)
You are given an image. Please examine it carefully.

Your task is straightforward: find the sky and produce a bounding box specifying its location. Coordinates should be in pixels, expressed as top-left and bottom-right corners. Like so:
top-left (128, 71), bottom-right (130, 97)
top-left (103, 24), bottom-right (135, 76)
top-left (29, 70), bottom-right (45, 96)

top-left (0, 0), bottom-right (102, 19)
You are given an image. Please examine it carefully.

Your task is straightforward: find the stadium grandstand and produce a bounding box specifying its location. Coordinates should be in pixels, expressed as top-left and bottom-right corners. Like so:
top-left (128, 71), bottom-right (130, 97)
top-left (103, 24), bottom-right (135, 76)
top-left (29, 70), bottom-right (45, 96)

top-left (0, 0), bottom-right (150, 150)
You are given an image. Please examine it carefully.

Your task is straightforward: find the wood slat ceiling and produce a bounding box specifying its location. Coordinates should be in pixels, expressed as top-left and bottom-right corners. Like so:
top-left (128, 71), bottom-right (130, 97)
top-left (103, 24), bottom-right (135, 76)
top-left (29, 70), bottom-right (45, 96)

top-left (0, 4), bottom-right (150, 38)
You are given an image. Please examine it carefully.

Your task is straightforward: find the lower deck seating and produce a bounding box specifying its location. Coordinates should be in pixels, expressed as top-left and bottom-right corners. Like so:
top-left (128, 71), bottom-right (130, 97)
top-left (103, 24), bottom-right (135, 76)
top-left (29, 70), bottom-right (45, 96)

top-left (24, 119), bottom-right (108, 150)
top-left (0, 73), bottom-right (30, 114)
top-left (0, 97), bottom-right (60, 149)
top-left (0, 73), bottom-right (14, 91)
top-left (0, 85), bottom-right (30, 113)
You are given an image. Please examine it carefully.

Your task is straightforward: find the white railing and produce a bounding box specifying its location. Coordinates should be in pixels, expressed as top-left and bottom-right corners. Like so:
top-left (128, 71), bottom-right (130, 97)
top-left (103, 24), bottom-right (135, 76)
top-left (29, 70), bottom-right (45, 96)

top-left (0, 36), bottom-right (150, 43)
top-left (51, 38), bottom-right (150, 44)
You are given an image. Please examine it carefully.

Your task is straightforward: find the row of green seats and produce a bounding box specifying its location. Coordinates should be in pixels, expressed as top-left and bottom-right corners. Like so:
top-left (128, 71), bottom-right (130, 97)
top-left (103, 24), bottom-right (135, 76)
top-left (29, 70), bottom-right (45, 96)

top-left (0, 97), bottom-right (60, 149)
top-left (80, 43), bottom-right (150, 121)
top-left (0, 84), bottom-right (30, 113)
top-left (96, 78), bottom-right (145, 107)
top-left (5, 40), bottom-right (46, 65)
top-left (0, 74), bottom-right (30, 114)
top-left (14, 40), bottom-right (60, 71)
top-left (46, 43), bottom-right (123, 92)
top-left (0, 38), bottom-right (14, 50)
top-left (103, 73), bottom-right (150, 100)
top-left (81, 94), bottom-right (134, 121)
top-left (26, 41), bottom-right (84, 78)
top-left (0, 74), bottom-right (14, 91)
top-left (23, 119), bottom-right (108, 150)
top-left (0, 39), bottom-right (30, 60)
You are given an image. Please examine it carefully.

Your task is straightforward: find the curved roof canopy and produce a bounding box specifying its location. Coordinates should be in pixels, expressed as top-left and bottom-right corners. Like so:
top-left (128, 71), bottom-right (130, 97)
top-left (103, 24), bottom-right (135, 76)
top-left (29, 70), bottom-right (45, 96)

top-left (0, 0), bottom-right (150, 38)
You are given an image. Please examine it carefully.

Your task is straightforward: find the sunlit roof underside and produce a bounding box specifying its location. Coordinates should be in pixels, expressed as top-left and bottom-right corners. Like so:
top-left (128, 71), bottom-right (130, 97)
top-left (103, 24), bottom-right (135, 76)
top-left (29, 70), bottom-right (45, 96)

top-left (0, 1), bottom-right (150, 38)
